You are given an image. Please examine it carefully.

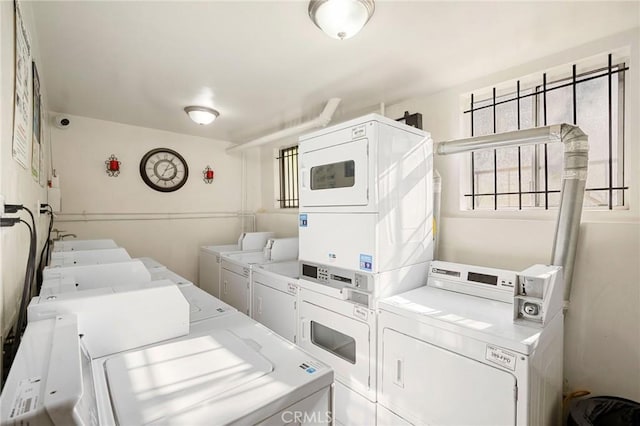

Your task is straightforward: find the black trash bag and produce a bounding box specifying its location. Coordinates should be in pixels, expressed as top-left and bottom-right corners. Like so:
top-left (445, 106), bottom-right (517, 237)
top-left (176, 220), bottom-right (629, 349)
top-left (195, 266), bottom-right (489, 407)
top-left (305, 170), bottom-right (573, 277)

top-left (568, 396), bottom-right (640, 426)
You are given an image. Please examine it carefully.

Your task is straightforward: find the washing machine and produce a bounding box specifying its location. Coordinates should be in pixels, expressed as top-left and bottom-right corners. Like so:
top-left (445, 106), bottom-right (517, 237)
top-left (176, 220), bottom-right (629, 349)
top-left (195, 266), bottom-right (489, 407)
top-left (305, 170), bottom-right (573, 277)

top-left (376, 261), bottom-right (565, 426)
top-left (52, 238), bottom-right (118, 252)
top-left (40, 260), bottom-right (152, 295)
top-left (198, 231), bottom-right (275, 297)
top-left (251, 260), bottom-right (299, 343)
top-left (220, 237), bottom-right (298, 315)
top-left (40, 258), bottom-right (236, 324)
top-left (2, 285), bottom-right (334, 425)
top-left (48, 248), bottom-right (131, 267)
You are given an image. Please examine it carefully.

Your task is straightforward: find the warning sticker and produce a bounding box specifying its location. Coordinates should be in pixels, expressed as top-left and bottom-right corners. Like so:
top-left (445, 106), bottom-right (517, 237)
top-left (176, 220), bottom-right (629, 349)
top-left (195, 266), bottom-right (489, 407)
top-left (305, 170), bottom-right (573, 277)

top-left (359, 254), bottom-right (373, 272)
top-left (9, 377), bottom-right (41, 419)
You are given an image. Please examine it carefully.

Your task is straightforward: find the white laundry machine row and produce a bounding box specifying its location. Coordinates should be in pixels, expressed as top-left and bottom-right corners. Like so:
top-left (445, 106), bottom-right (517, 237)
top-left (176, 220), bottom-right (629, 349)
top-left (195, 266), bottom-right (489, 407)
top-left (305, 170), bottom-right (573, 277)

top-left (41, 257), bottom-right (237, 324)
top-left (51, 238), bottom-right (118, 252)
top-left (198, 231), bottom-right (275, 298)
top-left (1, 281), bottom-right (334, 425)
top-left (48, 247), bottom-right (131, 267)
top-left (220, 237), bottom-right (298, 315)
top-left (376, 261), bottom-right (565, 426)
top-left (298, 114), bottom-right (433, 275)
top-left (251, 260), bottom-right (300, 343)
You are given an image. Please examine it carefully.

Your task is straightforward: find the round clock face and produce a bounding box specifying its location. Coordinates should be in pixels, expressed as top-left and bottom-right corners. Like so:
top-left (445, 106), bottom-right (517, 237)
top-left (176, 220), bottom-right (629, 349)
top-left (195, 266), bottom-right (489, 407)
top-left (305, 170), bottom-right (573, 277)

top-left (139, 148), bottom-right (189, 192)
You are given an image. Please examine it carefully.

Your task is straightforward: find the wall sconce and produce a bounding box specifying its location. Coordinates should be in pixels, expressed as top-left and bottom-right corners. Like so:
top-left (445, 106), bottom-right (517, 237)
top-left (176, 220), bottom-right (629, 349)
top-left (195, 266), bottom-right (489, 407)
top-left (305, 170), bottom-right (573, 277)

top-left (105, 154), bottom-right (121, 177)
top-left (203, 166), bottom-right (214, 184)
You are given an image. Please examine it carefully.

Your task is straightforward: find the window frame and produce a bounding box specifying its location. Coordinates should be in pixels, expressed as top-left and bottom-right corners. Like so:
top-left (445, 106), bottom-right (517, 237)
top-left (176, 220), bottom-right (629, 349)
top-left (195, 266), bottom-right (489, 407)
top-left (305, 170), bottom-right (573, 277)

top-left (276, 145), bottom-right (299, 209)
top-left (463, 54), bottom-right (628, 211)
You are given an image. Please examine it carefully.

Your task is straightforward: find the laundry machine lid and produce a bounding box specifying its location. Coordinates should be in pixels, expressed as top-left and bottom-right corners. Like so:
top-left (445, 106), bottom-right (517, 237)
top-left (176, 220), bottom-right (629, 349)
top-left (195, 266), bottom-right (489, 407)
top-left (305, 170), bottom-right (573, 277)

top-left (136, 256), bottom-right (167, 272)
top-left (178, 283), bottom-right (236, 322)
top-left (379, 286), bottom-right (543, 354)
top-left (105, 331), bottom-right (274, 425)
top-left (224, 251), bottom-right (268, 266)
top-left (199, 244), bottom-right (242, 254)
top-left (256, 260), bottom-right (299, 279)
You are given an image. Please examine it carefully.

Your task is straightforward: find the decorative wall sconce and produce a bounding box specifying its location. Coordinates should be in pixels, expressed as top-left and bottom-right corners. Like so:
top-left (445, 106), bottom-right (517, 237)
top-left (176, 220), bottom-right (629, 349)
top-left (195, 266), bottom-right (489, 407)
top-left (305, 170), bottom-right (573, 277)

top-left (105, 154), bottom-right (121, 177)
top-left (203, 166), bottom-right (214, 184)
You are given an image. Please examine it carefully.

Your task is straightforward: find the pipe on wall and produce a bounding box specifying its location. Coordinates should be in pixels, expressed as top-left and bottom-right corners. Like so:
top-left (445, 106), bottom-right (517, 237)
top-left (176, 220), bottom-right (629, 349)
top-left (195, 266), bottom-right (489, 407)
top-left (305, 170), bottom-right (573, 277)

top-left (433, 169), bottom-right (442, 259)
top-left (226, 98), bottom-right (341, 153)
top-left (437, 123), bottom-right (589, 306)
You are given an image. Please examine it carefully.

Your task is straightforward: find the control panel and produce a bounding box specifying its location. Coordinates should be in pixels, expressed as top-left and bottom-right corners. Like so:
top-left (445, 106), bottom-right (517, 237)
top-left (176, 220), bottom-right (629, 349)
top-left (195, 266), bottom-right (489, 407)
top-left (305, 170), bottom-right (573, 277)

top-left (299, 261), bottom-right (374, 293)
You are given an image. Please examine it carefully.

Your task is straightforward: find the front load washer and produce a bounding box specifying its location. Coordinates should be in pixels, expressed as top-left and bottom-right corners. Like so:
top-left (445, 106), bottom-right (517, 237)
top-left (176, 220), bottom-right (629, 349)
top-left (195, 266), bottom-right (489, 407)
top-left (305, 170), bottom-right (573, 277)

top-left (251, 260), bottom-right (299, 343)
top-left (377, 261), bottom-right (564, 426)
top-left (198, 231), bottom-right (275, 297)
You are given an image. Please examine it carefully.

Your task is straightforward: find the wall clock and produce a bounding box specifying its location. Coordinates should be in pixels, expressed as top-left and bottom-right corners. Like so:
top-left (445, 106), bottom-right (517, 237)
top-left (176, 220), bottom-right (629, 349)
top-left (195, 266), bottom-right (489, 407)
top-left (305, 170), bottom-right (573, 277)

top-left (139, 148), bottom-right (189, 192)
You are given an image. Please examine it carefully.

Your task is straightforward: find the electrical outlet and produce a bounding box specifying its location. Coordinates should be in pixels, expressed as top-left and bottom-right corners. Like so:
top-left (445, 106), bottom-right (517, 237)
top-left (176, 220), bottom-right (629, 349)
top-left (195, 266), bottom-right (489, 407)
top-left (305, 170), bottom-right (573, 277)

top-left (0, 194), bottom-right (5, 217)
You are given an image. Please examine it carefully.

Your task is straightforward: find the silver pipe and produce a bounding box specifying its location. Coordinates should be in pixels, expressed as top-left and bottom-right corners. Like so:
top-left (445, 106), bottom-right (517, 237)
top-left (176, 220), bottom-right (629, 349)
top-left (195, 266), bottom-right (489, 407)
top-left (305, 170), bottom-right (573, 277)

top-left (437, 124), bottom-right (563, 155)
top-left (433, 169), bottom-right (442, 259)
top-left (437, 123), bottom-right (588, 306)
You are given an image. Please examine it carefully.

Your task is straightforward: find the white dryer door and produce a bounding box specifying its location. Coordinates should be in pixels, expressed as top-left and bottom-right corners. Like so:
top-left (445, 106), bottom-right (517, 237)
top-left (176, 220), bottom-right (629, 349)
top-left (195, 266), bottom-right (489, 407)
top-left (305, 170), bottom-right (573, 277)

top-left (252, 282), bottom-right (296, 343)
top-left (221, 268), bottom-right (250, 315)
top-left (298, 300), bottom-right (373, 399)
top-left (299, 138), bottom-right (369, 208)
top-left (380, 329), bottom-right (517, 426)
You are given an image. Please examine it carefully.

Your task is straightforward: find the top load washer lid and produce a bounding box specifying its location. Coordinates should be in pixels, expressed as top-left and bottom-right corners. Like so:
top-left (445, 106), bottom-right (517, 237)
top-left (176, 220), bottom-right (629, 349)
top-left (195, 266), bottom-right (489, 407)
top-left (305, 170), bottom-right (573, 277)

top-left (52, 239), bottom-right (118, 252)
top-left (136, 257), bottom-right (167, 272)
top-left (105, 331), bottom-right (274, 425)
top-left (223, 251), bottom-right (268, 267)
top-left (256, 260), bottom-right (299, 279)
top-left (379, 286), bottom-right (543, 355)
top-left (178, 284), bottom-right (236, 322)
top-left (199, 244), bottom-right (241, 255)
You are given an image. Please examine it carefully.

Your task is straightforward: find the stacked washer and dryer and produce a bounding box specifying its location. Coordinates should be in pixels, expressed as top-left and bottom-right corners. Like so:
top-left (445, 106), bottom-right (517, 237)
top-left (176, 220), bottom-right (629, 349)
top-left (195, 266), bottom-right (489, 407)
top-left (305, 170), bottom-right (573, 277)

top-left (296, 114), bottom-right (434, 425)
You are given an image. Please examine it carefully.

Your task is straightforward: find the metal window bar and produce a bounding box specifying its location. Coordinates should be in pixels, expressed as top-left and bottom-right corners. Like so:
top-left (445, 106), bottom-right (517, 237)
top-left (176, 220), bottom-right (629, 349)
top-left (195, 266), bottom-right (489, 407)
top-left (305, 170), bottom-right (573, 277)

top-left (278, 146), bottom-right (299, 208)
top-left (466, 56), bottom-right (628, 210)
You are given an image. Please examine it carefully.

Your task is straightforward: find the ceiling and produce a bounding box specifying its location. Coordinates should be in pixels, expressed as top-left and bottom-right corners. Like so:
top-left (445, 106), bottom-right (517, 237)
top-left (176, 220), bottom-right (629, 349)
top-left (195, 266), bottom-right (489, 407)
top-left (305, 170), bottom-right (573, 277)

top-left (31, 1), bottom-right (639, 144)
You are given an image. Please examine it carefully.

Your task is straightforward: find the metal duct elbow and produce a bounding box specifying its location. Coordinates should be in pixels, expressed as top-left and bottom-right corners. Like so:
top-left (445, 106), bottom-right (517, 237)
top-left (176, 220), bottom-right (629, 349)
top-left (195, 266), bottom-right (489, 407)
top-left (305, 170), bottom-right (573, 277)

top-left (551, 124), bottom-right (589, 309)
top-left (436, 123), bottom-right (589, 308)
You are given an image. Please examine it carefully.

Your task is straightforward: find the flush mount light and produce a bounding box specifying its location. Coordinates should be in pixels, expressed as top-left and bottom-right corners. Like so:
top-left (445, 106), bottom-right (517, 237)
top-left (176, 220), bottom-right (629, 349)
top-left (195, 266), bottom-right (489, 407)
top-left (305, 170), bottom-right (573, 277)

top-left (184, 106), bottom-right (220, 125)
top-left (308, 0), bottom-right (375, 40)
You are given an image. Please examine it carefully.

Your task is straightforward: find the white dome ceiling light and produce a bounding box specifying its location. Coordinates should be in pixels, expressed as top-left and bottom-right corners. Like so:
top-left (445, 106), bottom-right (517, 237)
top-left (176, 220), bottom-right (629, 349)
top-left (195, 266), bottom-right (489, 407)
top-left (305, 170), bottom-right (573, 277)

top-left (308, 0), bottom-right (375, 40)
top-left (184, 106), bottom-right (220, 125)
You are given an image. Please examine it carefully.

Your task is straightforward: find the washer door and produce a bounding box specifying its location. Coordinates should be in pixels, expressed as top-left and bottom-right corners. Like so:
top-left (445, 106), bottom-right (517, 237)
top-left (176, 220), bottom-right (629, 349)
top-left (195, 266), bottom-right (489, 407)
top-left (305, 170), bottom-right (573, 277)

top-left (380, 328), bottom-right (517, 426)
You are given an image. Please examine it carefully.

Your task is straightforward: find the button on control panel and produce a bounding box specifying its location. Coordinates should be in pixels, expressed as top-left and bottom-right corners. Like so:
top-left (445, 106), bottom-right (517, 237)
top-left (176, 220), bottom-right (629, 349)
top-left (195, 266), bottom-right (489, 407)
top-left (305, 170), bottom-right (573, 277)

top-left (317, 267), bottom-right (329, 281)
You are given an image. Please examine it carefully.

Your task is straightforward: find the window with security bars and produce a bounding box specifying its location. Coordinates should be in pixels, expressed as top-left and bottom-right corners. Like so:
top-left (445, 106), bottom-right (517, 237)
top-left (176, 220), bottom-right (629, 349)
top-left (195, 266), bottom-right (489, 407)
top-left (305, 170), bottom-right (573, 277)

top-left (278, 146), bottom-right (299, 208)
top-left (464, 53), bottom-right (628, 210)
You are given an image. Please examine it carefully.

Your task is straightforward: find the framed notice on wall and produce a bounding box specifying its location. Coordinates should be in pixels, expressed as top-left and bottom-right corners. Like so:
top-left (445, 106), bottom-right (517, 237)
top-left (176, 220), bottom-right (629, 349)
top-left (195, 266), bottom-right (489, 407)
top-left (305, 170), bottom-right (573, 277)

top-left (12, 0), bottom-right (32, 169)
top-left (31, 61), bottom-right (41, 181)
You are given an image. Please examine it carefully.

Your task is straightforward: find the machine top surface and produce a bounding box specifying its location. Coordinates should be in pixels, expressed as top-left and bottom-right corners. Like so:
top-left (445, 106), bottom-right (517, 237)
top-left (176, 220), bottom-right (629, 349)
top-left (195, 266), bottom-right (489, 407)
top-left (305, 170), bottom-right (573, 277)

top-left (93, 312), bottom-right (332, 425)
top-left (299, 113), bottom-right (428, 142)
top-left (223, 250), bottom-right (268, 266)
top-left (199, 243), bottom-right (242, 254)
top-left (255, 260), bottom-right (300, 279)
top-left (379, 285), bottom-right (543, 355)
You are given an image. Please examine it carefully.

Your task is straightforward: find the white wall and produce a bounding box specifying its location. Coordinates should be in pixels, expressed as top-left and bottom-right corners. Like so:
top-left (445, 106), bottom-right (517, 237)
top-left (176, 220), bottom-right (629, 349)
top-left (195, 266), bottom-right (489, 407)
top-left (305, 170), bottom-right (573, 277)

top-left (1, 0), bottom-right (52, 366)
top-left (385, 29), bottom-right (639, 400)
top-left (50, 115), bottom-right (261, 282)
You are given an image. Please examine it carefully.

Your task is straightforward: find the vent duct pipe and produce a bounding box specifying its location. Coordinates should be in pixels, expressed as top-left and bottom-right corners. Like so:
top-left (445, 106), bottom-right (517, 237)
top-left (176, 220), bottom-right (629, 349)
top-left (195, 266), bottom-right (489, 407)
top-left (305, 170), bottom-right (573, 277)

top-left (226, 98), bottom-right (341, 153)
top-left (437, 123), bottom-right (589, 307)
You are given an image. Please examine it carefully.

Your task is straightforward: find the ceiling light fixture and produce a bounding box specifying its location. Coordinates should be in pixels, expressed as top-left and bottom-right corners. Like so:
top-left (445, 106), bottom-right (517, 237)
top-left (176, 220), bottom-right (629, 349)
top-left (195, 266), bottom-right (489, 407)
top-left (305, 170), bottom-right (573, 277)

top-left (308, 0), bottom-right (375, 40)
top-left (184, 106), bottom-right (220, 125)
